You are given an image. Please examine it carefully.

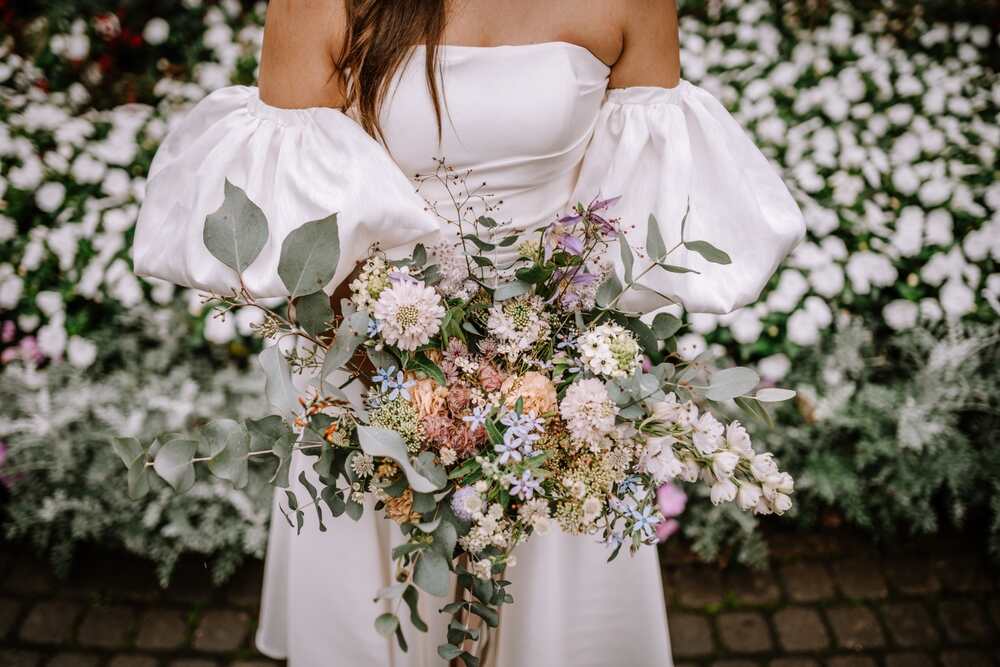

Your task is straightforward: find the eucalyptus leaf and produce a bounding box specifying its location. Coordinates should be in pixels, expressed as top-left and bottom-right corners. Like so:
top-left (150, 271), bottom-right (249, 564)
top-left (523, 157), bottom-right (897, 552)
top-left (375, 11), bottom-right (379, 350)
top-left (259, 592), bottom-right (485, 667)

top-left (357, 427), bottom-right (441, 493)
top-left (259, 345), bottom-right (299, 417)
top-left (112, 437), bottom-right (144, 467)
top-left (278, 213), bottom-right (341, 297)
top-left (295, 290), bottom-right (333, 336)
top-left (414, 451), bottom-right (448, 490)
top-left (298, 471), bottom-right (326, 532)
top-left (735, 396), bottom-right (773, 427)
top-left (126, 457), bottom-right (150, 500)
top-left (201, 419), bottom-right (250, 489)
top-left (652, 313), bottom-right (683, 339)
top-left (619, 239), bottom-right (635, 284)
top-left (374, 613), bottom-right (399, 637)
top-left (596, 273), bottom-right (623, 308)
top-left (203, 180), bottom-right (268, 273)
top-left (646, 214), bottom-right (666, 261)
top-left (431, 520), bottom-right (458, 559)
top-left (657, 263), bottom-right (699, 274)
top-left (414, 549), bottom-right (450, 597)
top-left (403, 585), bottom-right (429, 632)
top-left (684, 239), bottom-right (732, 265)
top-left (706, 366), bottom-right (761, 402)
top-left (756, 387), bottom-right (797, 402)
top-left (438, 645), bottom-right (464, 660)
top-left (493, 280), bottom-right (530, 301)
top-left (152, 438), bottom-right (197, 493)
top-left (321, 310), bottom-right (368, 379)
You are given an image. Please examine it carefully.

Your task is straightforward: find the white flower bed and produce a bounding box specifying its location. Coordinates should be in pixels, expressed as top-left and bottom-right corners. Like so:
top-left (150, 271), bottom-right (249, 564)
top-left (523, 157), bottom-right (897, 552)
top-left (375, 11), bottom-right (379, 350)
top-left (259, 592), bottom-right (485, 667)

top-left (0, 0), bottom-right (996, 371)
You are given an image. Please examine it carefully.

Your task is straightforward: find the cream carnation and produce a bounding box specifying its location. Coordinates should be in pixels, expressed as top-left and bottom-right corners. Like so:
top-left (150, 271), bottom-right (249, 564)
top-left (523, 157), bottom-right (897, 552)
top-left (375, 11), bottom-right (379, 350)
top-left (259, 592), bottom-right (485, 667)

top-left (372, 279), bottom-right (444, 351)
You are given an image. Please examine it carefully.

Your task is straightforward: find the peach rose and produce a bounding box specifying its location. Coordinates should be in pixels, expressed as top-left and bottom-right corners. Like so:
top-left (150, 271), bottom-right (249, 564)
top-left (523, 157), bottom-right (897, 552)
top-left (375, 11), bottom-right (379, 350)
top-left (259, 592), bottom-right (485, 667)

top-left (501, 371), bottom-right (558, 416)
top-left (411, 378), bottom-right (448, 417)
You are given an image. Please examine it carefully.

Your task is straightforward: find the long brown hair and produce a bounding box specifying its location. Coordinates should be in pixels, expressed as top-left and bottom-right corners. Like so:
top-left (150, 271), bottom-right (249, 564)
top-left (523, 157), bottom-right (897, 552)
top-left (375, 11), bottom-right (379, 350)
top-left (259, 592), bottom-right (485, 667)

top-left (339, 0), bottom-right (447, 143)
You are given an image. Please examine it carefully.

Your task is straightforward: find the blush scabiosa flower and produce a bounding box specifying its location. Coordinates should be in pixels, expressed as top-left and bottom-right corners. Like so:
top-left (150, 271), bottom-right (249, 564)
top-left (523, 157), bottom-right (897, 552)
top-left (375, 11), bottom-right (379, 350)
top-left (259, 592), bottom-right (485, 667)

top-left (372, 280), bottom-right (445, 351)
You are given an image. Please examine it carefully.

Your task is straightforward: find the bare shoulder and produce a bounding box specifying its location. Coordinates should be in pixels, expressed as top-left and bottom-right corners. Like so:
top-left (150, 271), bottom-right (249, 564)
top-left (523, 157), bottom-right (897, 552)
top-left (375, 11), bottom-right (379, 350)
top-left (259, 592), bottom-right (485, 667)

top-left (258, 0), bottom-right (347, 109)
top-left (609, 0), bottom-right (681, 89)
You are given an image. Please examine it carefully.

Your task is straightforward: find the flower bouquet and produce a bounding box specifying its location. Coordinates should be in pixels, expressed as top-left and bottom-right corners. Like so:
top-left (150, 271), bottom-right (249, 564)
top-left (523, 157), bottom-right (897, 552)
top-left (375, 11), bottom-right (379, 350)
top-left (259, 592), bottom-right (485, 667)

top-left (113, 169), bottom-right (796, 664)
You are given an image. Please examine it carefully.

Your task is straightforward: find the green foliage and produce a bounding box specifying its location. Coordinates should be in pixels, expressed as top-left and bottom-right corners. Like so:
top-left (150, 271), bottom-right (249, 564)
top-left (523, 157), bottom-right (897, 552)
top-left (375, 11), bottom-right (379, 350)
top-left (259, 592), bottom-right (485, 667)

top-left (0, 307), bottom-right (272, 586)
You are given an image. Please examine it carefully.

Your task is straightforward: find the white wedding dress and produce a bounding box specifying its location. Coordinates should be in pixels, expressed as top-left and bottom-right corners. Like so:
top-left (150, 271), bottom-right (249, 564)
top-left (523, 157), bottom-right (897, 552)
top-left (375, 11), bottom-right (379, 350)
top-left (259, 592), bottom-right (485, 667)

top-left (134, 41), bottom-right (804, 667)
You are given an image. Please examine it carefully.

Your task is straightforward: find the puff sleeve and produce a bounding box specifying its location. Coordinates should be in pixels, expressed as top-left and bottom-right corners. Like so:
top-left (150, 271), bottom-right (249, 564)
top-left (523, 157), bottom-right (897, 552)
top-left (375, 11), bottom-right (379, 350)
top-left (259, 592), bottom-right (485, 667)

top-left (133, 86), bottom-right (440, 297)
top-left (571, 81), bottom-right (806, 314)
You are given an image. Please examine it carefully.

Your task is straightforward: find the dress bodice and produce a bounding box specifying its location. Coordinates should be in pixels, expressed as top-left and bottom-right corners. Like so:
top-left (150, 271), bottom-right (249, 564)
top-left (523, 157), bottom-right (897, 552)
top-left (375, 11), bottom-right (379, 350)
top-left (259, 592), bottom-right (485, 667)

top-left (379, 43), bottom-right (610, 241)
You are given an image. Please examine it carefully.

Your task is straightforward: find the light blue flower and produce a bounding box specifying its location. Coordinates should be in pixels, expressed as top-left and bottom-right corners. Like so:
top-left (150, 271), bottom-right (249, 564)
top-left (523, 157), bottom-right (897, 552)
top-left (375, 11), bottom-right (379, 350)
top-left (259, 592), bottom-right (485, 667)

top-left (462, 405), bottom-right (490, 432)
top-left (630, 505), bottom-right (661, 540)
top-left (367, 318), bottom-right (381, 338)
top-left (494, 439), bottom-right (523, 466)
top-left (385, 370), bottom-right (415, 401)
top-left (510, 470), bottom-right (542, 500)
top-left (371, 366), bottom-right (397, 392)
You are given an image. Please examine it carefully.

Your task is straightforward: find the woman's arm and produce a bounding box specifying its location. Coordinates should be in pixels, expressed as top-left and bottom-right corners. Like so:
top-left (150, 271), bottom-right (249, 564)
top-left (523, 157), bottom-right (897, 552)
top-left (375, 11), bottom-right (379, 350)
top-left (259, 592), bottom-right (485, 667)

top-left (258, 0), bottom-right (347, 108)
top-left (609, 0), bottom-right (681, 89)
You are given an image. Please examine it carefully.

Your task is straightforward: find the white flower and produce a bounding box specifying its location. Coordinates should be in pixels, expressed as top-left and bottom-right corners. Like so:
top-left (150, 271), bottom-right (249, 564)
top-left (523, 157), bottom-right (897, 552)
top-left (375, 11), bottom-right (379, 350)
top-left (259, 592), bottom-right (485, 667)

top-left (35, 290), bottom-right (64, 317)
top-left (750, 453), bottom-right (779, 482)
top-left (711, 451), bottom-right (740, 479)
top-left (204, 313), bottom-right (237, 345)
top-left (471, 559), bottom-right (492, 580)
top-left (486, 294), bottom-right (550, 357)
top-left (576, 323), bottom-right (641, 378)
top-left (143, 18), bottom-right (171, 45)
top-left (65, 33), bottom-right (90, 61)
top-left (676, 333), bottom-right (706, 362)
top-left (725, 421), bottom-right (754, 458)
top-left (846, 251), bottom-right (898, 294)
top-left (532, 515), bottom-right (551, 536)
top-left (35, 182), bottom-right (66, 213)
top-left (772, 493), bottom-right (793, 514)
top-left (939, 279), bottom-right (976, 320)
top-left (691, 412), bottom-right (724, 455)
top-left (67, 336), bottom-right (98, 368)
top-left (373, 280), bottom-right (444, 351)
top-left (559, 378), bottom-right (617, 450)
top-left (37, 319), bottom-right (68, 359)
top-left (883, 300), bottom-right (919, 331)
top-left (0, 274), bottom-right (24, 309)
top-left (757, 353), bottom-right (791, 382)
top-left (710, 478), bottom-right (737, 505)
top-left (0, 215), bottom-right (13, 242)
top-left (737, 483), bottom-right (763, 511)
top-left (582, 497), bottom-right (602, 523)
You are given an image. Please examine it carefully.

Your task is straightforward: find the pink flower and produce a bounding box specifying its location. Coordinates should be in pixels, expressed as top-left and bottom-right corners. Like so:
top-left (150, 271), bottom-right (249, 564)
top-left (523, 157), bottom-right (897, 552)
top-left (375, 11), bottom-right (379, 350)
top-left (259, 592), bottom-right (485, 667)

top-left (655, 519), bottom-right (680, 542)
top-left (655, 483), bottom-right (687, 543)
top-left (657, 483), bottom-right (687, 516)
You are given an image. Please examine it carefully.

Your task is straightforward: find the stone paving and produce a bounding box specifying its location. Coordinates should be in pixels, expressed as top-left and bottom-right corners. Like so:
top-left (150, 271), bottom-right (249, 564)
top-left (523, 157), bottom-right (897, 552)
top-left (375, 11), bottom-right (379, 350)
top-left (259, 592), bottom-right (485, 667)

top-left (0, 528), bottom-right (996, 666)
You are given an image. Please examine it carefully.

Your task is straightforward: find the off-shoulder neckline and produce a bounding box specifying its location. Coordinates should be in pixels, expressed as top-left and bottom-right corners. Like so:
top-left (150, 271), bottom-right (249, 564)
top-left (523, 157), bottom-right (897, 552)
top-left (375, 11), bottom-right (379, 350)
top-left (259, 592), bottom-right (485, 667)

top-left (414, 40), bottom-right (612, 70)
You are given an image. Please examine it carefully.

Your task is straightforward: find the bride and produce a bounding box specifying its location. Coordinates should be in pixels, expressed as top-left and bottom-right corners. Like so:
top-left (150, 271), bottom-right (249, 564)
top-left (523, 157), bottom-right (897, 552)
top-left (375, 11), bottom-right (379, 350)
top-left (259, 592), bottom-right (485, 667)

top-left (133, 0), bottom-right (805, 665)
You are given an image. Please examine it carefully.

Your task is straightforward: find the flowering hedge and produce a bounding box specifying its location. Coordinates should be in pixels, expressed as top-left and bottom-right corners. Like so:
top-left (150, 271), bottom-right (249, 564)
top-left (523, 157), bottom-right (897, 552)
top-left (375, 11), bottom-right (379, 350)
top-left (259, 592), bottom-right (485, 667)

top-left (0, 0), bottom-right (997, 574)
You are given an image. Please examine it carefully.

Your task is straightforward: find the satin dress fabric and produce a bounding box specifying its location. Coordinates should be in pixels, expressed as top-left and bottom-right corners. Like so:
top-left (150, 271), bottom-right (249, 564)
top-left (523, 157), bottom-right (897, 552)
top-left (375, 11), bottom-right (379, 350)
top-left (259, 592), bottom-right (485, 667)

top-left (132, 41), bottom-right (805, 667)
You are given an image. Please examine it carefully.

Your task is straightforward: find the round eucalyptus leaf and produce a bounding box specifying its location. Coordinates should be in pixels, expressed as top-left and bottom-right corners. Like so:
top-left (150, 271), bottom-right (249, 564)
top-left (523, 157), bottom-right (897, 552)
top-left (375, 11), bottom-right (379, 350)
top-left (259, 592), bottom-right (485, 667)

top-left (278, 213), bottom-right (341, 298)
top-left (295, 290), bottom-right (333, 336)
top-left (203, 180), bottom-right (269, 273)
top-left (152, 438), bottom-right (197, 493)
top-left (705, 366), bottom-right (760, 402)
top-left (756, 387), bottom-right (797, 402)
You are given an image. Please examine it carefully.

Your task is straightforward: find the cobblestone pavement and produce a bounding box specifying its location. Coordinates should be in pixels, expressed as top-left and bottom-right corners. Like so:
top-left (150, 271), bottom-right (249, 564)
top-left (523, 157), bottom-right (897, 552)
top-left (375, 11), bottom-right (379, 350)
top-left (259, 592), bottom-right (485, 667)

top-left (0, 529), bottom-right (996, 666)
